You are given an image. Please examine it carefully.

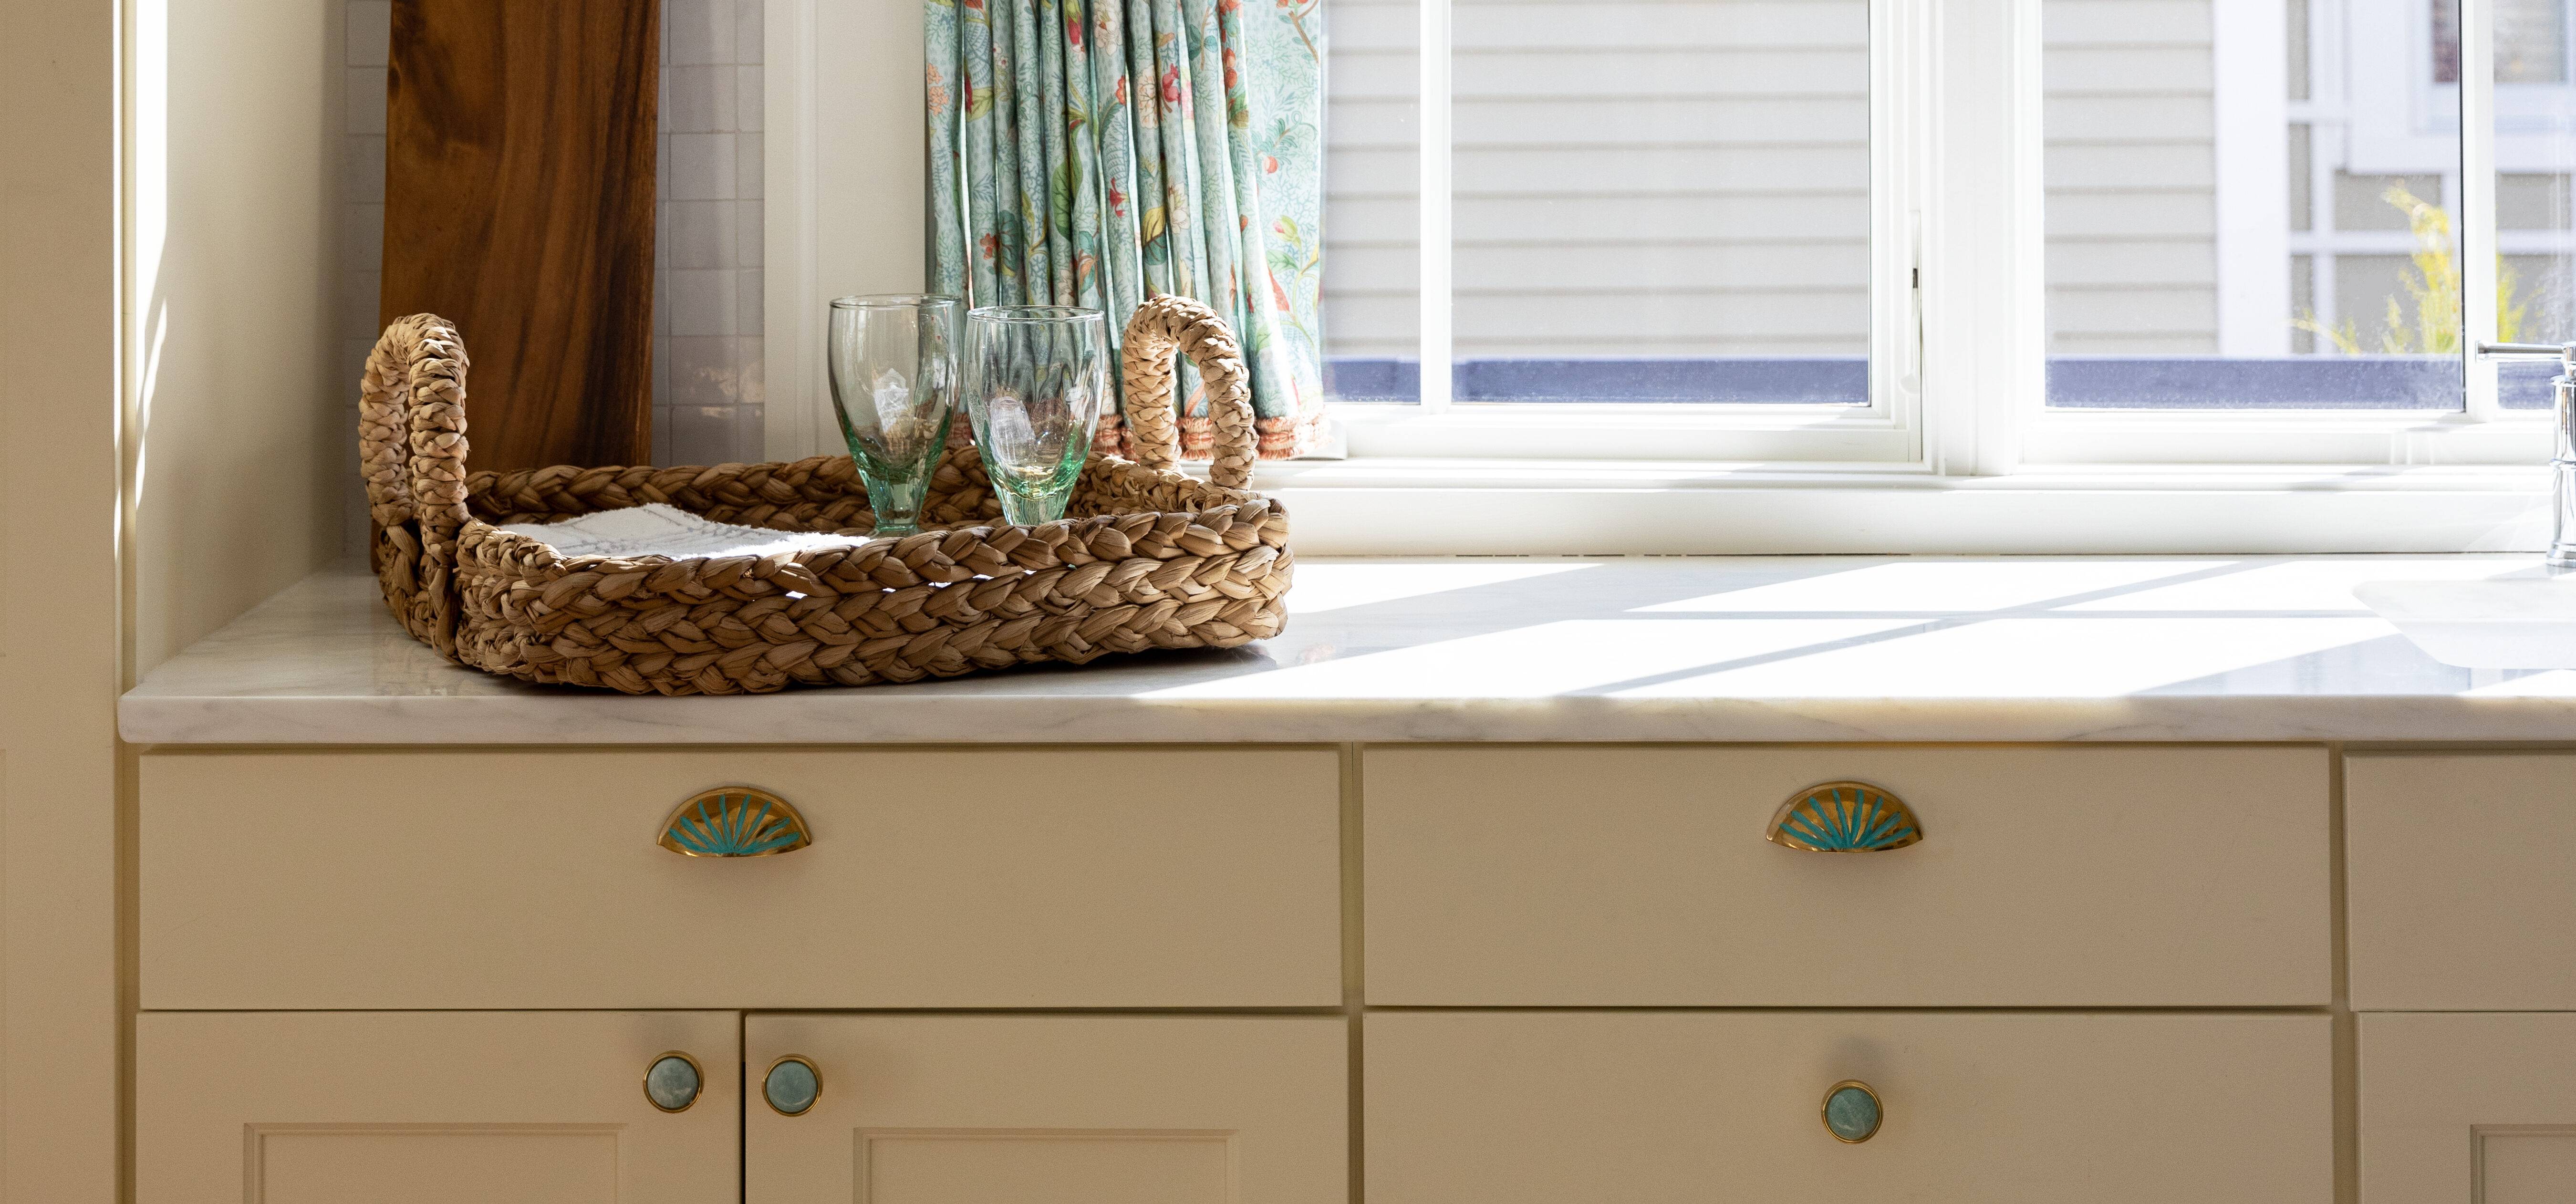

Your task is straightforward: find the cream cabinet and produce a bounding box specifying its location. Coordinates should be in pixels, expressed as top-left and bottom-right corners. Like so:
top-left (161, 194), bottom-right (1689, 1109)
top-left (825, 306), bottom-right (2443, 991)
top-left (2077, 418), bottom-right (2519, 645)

top-left (2360, 1014), bottom-right (2576, 1203)
top-left (133, 741), bottom-right (2566, 1201)
top-left (1368, 1010), bottom-right (2333, 1204)
top-left (2346, 755), bottom-right (2576, 1201)
top-left (2346, 753), bottom-right (2576, 1011)
top-left (1365, 746), bottom-right (2331, 1006)
top-left (140, 748), bottom-right (1343, 1009)
top-left (746, 1015), bottom-right (1348, 1204)
top-left (137, 1011), bottom-right (742, 1204)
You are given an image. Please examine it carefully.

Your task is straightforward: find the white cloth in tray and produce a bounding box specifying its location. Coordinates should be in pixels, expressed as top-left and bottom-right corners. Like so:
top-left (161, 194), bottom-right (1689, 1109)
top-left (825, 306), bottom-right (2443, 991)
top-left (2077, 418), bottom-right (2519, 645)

top-left (496, 503), bottom-right (855, 560)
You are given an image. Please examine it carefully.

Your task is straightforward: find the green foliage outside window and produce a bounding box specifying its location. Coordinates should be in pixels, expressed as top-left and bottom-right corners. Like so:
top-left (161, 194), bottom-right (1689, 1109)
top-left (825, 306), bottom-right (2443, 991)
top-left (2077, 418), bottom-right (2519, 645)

top-left (2296, 186), bottom-right (2530, 355)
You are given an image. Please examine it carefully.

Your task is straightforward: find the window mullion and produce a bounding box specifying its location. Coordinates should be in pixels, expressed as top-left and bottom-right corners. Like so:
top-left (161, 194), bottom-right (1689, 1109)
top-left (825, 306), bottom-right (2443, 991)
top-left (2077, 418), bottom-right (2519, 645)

top-left (1873, 0), bottom-right (1929, 462)
top-left (1417, 0), bottom-right (1454, 414)
top-left (1920, 0), bottom-right (2038, 476)
top-left (2463, 0), bottom-right (2503, 422)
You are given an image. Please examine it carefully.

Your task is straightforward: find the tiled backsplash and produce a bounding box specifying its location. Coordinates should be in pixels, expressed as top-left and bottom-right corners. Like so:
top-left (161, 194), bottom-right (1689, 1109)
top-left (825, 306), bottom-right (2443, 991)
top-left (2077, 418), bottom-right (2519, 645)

top-left (341, 0), bottom-right (766, 493)
top-left (654, 0), bottom-right (766, 467)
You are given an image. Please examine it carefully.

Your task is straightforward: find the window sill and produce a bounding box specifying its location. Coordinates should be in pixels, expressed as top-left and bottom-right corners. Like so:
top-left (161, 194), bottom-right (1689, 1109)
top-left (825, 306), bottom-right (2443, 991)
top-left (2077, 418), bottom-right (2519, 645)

top-left (1246, 459), bottom-right (2554, 556)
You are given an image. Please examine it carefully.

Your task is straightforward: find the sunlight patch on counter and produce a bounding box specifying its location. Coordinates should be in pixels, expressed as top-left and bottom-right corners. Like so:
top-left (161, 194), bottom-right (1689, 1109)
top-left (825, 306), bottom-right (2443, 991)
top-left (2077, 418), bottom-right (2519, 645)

top-left (1284, 560), bottom-right (1598, 614)
top-left (1143, 619), bottom-right (1919, 698)
top-left (1613, 617), bottom-right (2398, 698)
top-left (2055, 558), bottom-right (2535, 613)
top-left (1637, 560), bottom-right (2229, 614)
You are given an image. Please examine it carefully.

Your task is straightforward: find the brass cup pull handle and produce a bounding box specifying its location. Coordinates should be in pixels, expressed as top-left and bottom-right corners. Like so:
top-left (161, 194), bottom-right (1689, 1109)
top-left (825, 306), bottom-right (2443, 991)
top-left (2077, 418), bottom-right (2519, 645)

top-left (763, 1055), bottom-right (824, 1116)
top-left (643, 1051), bottom-right (705, 1113)
top-left (660, 787), bottom-right (813, 857)
top-left (1822, 1080), bottom-right (1884, 1143)
top-left (1766, 781), bottom-right (1922, 852)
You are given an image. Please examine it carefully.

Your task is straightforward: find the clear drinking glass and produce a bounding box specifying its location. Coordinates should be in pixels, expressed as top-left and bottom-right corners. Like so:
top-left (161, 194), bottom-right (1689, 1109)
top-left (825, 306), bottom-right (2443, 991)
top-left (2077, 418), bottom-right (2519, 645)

top-left (827, 294), bottom-right (962, 537)
top-left (963, 306), bottom-right (1111, 526)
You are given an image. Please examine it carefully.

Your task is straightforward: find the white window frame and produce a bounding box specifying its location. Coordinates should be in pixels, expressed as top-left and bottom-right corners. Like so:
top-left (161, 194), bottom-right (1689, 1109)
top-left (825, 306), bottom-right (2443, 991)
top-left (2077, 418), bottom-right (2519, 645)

top-left (1334, 0), bottom-right (1925, 467)
top-left (765, 0), bottom-right (2560, 555)
top-left (1309, 0), bottom-right (2555, 472)
top-left (2351, 0), bottom-right (2576, 174)
top-left (2019, 0), bottom-right (2551, 465)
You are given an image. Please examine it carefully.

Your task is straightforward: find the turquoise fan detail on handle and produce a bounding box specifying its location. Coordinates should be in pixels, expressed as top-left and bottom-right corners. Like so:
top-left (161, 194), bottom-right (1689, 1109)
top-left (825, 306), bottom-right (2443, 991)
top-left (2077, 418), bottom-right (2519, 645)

top-left (659, 787), bottom-right (814, 857)
top-left (1766, 781), bottom-right (1923, 852)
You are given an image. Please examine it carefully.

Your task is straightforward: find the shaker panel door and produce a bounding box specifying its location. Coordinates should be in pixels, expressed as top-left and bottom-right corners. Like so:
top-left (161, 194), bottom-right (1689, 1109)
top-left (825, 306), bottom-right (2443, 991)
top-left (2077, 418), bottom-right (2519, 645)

top-left (746, 1014), bottom-right (1346, 1204)
top-left (2360, 1013), bottom-right (2576, 1203)
top-left (137, 1011), bottom-right (738, 1204)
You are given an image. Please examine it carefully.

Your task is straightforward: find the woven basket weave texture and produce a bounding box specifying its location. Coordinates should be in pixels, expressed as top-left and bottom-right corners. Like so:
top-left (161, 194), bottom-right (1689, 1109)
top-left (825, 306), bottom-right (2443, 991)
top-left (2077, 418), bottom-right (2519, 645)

top-left (360, 296), bottom-right (1292, 695)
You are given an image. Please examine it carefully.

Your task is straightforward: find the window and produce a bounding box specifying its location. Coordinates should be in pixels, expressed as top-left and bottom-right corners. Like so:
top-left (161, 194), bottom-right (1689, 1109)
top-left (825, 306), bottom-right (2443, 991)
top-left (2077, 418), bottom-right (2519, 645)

top-left (1329, 0), bottom-right (1877, 409)
top-left (1315, 0), bottom-right (1915, 464)
top-left (1291, 0), bottom-right (2565, 476)
top-left (2045, 0), bottom-right (2467, 412)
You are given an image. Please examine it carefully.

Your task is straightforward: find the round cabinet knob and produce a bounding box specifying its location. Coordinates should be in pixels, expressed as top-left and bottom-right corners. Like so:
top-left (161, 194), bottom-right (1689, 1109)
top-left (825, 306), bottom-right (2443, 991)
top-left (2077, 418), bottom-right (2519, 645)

top-left (643, 1051), bottom-right (704, 1113)
top-left (1821, 1079), bottom-right (1884, 1143)
top-left (763, 1055), bottom-right (824, 1116)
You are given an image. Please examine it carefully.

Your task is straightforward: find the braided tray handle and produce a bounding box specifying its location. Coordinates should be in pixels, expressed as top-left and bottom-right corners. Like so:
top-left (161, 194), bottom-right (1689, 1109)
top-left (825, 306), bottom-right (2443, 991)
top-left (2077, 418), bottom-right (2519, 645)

top-left (1119, 294), bottom-right (1257, 490)
top-left (359, 313), bottom-right (473, 658)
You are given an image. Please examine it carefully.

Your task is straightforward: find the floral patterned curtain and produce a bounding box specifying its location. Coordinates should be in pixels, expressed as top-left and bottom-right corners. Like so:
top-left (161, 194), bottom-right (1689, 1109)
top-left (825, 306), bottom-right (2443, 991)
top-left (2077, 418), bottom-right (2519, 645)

top-left (925, 0), bottom-right (1326, 458)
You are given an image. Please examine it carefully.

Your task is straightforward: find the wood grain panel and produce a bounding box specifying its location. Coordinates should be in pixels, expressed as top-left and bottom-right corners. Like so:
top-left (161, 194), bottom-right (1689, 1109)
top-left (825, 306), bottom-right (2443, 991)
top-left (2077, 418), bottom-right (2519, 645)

top-left (381, 0), bottom-right (656, 472)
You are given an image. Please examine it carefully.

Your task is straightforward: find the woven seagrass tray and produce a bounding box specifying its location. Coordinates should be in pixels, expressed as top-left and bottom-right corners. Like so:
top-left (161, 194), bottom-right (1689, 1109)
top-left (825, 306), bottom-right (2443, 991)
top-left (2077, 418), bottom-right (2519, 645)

top-left (360, 294), bottom-right (1292, 695)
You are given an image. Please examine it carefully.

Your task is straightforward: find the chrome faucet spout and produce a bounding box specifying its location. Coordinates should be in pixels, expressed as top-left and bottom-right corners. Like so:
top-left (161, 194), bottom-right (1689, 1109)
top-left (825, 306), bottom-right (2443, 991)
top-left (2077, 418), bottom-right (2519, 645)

top-left (2478, 342), bottom-right (2576, 567)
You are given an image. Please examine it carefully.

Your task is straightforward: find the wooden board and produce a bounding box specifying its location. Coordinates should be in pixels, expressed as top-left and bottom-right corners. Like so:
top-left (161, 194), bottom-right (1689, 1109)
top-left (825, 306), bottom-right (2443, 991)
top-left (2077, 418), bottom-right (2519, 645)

top-left (381, 0), bottom-right (656, 473)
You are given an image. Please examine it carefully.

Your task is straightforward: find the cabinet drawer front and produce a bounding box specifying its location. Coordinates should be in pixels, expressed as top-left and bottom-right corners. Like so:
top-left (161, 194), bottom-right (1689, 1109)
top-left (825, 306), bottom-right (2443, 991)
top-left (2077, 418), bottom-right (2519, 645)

top-left (2347, 754), bottom-right (2576, 1010)
top-left (1365, 746), bottom-right (2329, 1005)
top-left (143, 748), bottom-right (1341, 1009)
top-left (1369, 1011), bottom-right (2331, 1204)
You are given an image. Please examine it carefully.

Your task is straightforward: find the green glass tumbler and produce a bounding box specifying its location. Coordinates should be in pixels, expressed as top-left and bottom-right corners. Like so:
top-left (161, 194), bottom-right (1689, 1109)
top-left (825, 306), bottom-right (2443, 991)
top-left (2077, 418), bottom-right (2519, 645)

top-left (963, 306), bottom-right (1110, 527)
top-left (826, 295), bottom-right (962, 538)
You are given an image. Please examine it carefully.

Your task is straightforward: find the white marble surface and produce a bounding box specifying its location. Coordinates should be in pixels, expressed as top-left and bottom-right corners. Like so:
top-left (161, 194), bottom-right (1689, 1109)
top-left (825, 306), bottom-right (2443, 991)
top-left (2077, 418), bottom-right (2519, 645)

top-left (118, 555), bottom-right (2576, 745)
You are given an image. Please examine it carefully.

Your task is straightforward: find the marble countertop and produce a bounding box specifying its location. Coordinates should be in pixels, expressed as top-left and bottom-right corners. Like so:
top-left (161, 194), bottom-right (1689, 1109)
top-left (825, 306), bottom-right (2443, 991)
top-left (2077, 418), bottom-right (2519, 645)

top-left (118, 555), bottom-right (2576, 745)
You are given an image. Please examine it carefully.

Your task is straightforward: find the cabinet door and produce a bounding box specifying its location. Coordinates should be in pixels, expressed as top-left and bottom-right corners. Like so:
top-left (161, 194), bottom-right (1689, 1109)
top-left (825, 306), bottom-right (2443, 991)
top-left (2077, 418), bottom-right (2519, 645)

top-left (2361, 1013), bottom-right (2576, 1203)
top-left (747, 1014), bottom-right (1346, 1204)
top-left (139, 1011), bottom-right (738, 1204)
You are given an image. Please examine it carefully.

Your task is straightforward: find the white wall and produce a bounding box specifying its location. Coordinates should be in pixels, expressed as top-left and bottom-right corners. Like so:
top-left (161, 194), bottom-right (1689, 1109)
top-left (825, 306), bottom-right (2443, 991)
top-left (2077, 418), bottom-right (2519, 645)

top-left (758, 0), bottom-right (928, 461)
top-left (133, 0), bottom-right (349, 673)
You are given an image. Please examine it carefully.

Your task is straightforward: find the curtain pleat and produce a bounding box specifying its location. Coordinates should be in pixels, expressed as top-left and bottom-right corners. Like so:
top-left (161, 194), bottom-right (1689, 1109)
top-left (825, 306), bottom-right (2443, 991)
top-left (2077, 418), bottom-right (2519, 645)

top-left (927, 0), bottom-right (1326, 457)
